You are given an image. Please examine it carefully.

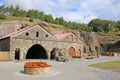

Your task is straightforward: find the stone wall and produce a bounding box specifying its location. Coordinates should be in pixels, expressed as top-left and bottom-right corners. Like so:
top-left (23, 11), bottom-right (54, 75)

top-left (0, 51), bottom-right (10, 60)
top-left (9, 37), bottom-right (83, 60)
top-left (14, 25), bottom-right (55, 41)
top-left (0, 24), bottom-right (84, 60)
top-left (57, 41), bottom-right (83, 56)
top-left (9, 37), bottom-right (57, 60)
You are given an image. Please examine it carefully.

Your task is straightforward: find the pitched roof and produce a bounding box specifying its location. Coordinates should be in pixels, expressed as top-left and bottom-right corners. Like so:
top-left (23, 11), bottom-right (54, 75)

top-left (0, 24), bottom-right (58, 40)
top-left (0, 24), bottom-right (81, 42)
top-left (54, 33), bottom-right (71, 40)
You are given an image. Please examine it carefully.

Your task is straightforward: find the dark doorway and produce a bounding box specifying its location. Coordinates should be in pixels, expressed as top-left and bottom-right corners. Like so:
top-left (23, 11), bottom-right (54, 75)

top-left (26, 44), bottom-right (47, 59)
top-left (50, 48), bottom-right (58, 59)
top-left (15, 48), bottom-right (20, 60)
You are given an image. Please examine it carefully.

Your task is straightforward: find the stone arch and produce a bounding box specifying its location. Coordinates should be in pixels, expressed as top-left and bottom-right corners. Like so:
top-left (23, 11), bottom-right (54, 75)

top-left (69, 47), bottom-right (76, 57)
top-left (26, 44), bottom-right (47, 59)
top-left (77, 49), bottom-right (81, 57)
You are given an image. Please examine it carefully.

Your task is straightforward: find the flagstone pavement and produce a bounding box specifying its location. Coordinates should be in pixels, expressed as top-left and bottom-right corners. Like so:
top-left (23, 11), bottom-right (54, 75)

top-left (0, 56), bottom-right (120, 80)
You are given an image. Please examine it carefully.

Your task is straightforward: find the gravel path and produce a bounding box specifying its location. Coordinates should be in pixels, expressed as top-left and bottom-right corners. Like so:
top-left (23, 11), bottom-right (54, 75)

top-left (0, 56), bottom-right (120, 80)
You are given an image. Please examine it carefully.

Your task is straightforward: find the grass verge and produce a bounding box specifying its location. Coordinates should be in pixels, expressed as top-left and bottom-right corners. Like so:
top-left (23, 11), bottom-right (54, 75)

top-left (89, 60), bottom-right (120, 73)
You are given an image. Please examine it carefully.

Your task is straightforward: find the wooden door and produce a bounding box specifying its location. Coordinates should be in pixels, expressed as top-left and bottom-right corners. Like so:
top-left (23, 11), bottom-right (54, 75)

top-left (77, 49), bottom-right (81, 57)
top-left (69, 47), bottom-right (75, 57)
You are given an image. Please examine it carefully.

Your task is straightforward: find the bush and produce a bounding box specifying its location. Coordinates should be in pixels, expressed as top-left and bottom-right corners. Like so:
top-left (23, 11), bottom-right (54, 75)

top-left (0, 14), bottom-right (6, 19)
top-left (29, 18), bottom-right (34, 22)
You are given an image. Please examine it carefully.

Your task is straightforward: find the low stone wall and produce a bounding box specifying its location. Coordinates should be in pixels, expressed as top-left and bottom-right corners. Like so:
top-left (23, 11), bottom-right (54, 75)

top-left (0, 51), bottom-right (10, 61)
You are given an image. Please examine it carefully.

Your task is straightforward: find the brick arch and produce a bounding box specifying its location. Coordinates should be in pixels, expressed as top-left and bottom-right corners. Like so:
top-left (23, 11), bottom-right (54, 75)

top-left (69, 47), bottom-right (76, 57)
top-left (26, 44), bottom-right (47, 59)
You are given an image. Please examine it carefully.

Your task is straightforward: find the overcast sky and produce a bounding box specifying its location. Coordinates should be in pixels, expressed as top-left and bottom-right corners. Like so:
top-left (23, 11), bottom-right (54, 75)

top-left (0, 0), bottom-right (120, 23)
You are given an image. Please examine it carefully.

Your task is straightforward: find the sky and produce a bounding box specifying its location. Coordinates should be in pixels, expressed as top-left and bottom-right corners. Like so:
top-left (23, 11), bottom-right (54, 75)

top-left (0, 0), bottom-right (120, 23)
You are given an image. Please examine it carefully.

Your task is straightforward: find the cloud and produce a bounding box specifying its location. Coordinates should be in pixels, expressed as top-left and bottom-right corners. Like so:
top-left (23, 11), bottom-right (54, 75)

top-left (3, 0), bottom-right (120, 23)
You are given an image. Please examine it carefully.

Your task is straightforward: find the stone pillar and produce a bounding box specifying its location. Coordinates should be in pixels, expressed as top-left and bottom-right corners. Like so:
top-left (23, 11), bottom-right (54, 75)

top-left (47, 49), bottom-right (51, 61)
top-left (9, 50), bottom-right (14, 61)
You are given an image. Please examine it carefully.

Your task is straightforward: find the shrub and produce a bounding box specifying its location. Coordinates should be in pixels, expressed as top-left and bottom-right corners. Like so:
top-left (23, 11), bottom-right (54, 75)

top-left (29, 18), bottom-right (34, 22)
top-left (0, 14), bottom-right (6, 19)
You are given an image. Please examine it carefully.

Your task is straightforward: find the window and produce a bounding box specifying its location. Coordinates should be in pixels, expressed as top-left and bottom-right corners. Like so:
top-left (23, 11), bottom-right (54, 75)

top-left (26, 32), bottom-right (29, 36)
top-left (36, 31), bottom-right (39, 37)
top-left (46, 34), bottom-right (48, 37)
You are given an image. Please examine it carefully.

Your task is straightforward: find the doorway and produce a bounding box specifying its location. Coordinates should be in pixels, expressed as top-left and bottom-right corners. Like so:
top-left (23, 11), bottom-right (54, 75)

top-left (15, 48), bottom-right (20, 60)
top-left (26, 44), bottom-right (47, 59)
top-left (69, 47), bottom-right (76, 57)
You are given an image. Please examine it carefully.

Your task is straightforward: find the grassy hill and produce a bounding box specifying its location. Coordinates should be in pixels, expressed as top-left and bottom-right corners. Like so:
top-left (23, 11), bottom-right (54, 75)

top-left (96, 32), bottom-right (120, 45)
top-left (0, 16), bottom-right (74, 33)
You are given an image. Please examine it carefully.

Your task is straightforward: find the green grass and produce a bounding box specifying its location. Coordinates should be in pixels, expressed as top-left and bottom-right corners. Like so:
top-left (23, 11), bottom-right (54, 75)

top-left (89, 60), bottom-right (120, 72)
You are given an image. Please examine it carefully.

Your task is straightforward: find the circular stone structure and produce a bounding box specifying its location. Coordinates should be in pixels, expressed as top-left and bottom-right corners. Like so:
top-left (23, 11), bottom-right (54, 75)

top-left (24, 62), bottom-right (52, 75)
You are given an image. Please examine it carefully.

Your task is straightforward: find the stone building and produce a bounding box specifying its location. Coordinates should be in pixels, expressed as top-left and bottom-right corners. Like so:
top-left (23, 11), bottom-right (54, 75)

top-left (0, 24), bottom-right (83, 61)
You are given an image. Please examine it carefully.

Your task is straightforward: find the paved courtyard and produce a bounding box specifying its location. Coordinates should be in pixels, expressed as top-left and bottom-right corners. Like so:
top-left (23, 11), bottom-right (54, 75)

top-left (0, 56), bottom-right (120, 80)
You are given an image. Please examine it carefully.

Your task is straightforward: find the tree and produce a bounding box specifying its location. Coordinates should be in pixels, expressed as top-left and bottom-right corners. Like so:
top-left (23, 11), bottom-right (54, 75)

top-left (43, 14), bottom-right (54, 23)
top-left (116, 21), bottom-right (120, 30)
top-left (13, 5), bottom-right (20, 17)
top-left (19, 10), bottom-right (27, 17)
top-left (0, 5), bottom-right (5, 14)
top-left (38, 11), bottom-right (45, 20)
top-left (55, 17), bottom-right (65, 25)
top-left (27, 9), bottom-right (40, 18)
top-left (4, 5), bottom-right (14, 16)
top-left (88, 19), bottom-right (117, 32)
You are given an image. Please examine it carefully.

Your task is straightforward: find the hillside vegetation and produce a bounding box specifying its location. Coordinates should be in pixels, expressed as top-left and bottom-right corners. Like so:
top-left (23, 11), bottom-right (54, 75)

top-left (0, 5), bottom-right (120, 33)
top-left (0, 5), bottom-right (120, 52)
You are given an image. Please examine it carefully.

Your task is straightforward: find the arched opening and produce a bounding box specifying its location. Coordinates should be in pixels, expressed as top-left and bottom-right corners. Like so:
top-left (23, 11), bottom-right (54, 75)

top-left (14, 48), bottom-right (20, 60)
top-left (69, 47), bottom-right (76, 57)
top-left (50, 48), bottom-right (58, 60)
top-left (77, 49), bottom-right (81, 57)
top-left (26, 44), bottom-right (47, 59)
